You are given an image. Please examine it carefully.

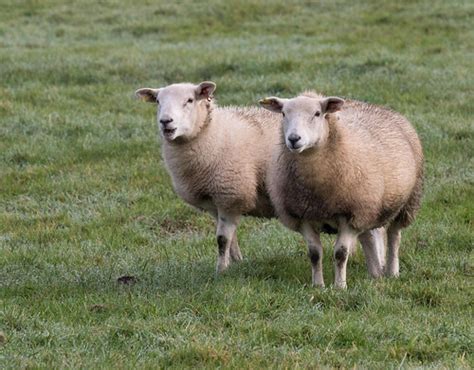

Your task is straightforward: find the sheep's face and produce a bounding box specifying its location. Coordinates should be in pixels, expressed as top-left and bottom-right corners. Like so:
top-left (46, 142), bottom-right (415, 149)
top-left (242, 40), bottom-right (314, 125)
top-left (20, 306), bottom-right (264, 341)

top-left (259, 95), bottom-right (344, 153)
top-left (136, 82), bottom-right (216, 143)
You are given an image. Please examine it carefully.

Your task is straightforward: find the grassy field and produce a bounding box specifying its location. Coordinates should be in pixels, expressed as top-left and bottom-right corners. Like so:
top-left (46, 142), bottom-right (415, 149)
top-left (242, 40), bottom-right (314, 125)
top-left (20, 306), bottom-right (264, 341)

top-left (1, 0), bottom-right (473, 368)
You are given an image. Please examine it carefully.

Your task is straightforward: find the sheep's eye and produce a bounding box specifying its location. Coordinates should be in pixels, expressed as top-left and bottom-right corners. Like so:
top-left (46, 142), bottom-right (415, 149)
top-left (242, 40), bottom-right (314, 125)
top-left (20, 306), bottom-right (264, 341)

top-left (156, 99), bottom-right (159, 104)
top-left (187, 98), bottom-right (194, 104)
top-left (314, 111), bottom-right (321, 117)
top-left (282, 112), bottom-right (286, 117)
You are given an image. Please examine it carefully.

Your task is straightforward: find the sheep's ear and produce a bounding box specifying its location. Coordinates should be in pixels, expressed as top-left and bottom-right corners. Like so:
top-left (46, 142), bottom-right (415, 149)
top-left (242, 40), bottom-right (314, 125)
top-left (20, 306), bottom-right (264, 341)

top-left (321, 97), bottom-right (344, 113)
top-left (135, 88), bottom-right (160, 103)
top-left (259, 97), bottom-right (285, 113)
top-left (196, 81), bottom-right (216, 99)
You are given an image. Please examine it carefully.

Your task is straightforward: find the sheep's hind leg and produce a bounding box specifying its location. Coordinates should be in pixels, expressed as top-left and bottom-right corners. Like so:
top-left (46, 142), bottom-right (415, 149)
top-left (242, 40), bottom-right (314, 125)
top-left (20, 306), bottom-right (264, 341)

top-left (386, 223), bottom-right (402, 277)
top-left (301, 223), bottom-right (325, 287)
top-left (229, 232), bottom-right (243, 262)
top-left (334, 218), bottom-right (359, 289)
top-left (215, 211), bottom-right (240, 274)
top-left (358, 228), bottom-right (384, 278)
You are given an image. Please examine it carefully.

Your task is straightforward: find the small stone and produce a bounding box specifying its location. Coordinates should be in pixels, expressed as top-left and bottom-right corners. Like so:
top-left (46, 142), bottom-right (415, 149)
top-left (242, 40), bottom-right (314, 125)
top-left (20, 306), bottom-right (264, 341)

top-left (117, 275), bottom-right (139, 285)
top-left (89, 304), bottom-right (107, 312)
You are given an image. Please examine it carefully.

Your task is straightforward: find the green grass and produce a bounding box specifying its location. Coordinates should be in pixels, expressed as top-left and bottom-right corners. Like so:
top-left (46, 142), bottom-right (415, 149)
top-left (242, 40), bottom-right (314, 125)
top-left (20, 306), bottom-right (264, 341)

top-left (1, 0), bottom-right (473, 368)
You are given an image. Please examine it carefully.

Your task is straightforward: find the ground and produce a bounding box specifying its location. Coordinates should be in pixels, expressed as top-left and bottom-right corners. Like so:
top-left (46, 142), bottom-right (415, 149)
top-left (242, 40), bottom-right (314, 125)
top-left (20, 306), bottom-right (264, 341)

top-left (0, 0), bottom-right (473, 368)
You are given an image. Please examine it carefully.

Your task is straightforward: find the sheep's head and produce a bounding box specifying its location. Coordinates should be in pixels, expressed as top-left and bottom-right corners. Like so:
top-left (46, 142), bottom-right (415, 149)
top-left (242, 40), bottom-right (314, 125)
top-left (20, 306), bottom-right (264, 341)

top-left (259, 95), bottom-right (344, 153)
top-left (135, 82), bottom-right (216, 143)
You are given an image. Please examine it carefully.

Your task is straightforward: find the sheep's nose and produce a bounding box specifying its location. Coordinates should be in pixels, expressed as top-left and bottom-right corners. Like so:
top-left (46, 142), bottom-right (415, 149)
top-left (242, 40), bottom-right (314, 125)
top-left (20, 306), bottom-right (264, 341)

top-left (288, 133), bottom-right (301, 147)
top-left (160, 116), bottom-right (173, 127)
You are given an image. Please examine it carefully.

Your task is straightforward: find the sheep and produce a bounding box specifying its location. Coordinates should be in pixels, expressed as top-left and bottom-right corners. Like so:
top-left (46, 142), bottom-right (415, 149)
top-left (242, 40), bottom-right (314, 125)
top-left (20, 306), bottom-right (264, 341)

top-left (136, 82), bottom-right (281, 273)
top-left (135, 82), bottom-right (386, 279)
top-left (259, 91), bottom-right (423, 288)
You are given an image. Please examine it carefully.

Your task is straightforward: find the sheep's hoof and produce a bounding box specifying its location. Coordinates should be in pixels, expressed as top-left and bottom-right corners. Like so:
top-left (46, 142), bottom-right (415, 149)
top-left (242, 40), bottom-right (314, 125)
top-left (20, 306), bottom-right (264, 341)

top-left (230, 251), bottom-right (243, 262)
top-left (334, 281), bottom-right (347, 289)
top-left (369, 268), bottom-right (384, 279)
top-left (229, 243), bottom-right (243, 262)
top-left (215, 260), bottom-right (230, 275)
top-left (215, 266), bottom-right (227, 275)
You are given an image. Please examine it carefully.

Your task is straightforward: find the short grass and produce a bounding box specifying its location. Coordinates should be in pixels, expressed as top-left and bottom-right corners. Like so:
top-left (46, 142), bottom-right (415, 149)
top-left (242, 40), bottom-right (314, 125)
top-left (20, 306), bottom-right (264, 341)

top-left (1, 0), bottom-right (473, 368)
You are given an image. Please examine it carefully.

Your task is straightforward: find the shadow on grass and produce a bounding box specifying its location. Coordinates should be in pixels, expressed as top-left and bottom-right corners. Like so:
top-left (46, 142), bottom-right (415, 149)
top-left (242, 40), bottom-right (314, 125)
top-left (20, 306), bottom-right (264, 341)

top-left (3, 249), bottom-right (376, 305)
top-left (3, 254), bottom-right (310, 298)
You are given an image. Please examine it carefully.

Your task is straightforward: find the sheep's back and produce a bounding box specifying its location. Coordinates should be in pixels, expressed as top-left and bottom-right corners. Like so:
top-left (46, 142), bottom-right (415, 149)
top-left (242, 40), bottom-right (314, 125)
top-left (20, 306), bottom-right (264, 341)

top-left (335, 100), bottom-right (423, 226)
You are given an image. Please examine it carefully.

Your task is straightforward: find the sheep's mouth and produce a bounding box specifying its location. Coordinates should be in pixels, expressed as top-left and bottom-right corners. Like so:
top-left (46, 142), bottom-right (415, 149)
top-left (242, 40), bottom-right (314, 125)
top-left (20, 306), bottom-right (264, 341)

top-left (287, 142), bottom-right (304, 153)
top-left (287, 144), bottom-right (306, 154)
top-left (162, 128), bottom-right (177, 139)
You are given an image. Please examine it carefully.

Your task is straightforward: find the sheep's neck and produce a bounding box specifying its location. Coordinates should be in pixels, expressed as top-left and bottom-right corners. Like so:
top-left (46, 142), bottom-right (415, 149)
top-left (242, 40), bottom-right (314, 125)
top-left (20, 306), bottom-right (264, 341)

top-left (293, 118), bottom-right (346, 188)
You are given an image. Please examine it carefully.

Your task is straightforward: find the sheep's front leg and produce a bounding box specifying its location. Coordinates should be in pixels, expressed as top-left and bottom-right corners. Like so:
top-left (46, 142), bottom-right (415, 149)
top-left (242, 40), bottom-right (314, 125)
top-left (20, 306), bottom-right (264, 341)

top-left (334, 219), bottom-right (359, 289)
top-left (229, 233), bottom-right (243, 262)
top-left (376, 227), bottom-right (386, 270)
top-left (358, 227), bottom-right (385, 278)
top-left (216, 211), bottom-right (240, 274)
top-left (301, 223), bottom-right (325, 287)
top-left (386, 223), bottom-right (402, 277)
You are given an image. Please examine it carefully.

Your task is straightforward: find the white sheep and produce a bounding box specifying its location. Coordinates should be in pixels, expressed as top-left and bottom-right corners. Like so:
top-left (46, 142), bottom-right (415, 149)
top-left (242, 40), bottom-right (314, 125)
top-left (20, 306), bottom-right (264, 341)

top-left (136, 82), bottom-right (281, 273)
top-left (260, 91), bottom-right (423, 288)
